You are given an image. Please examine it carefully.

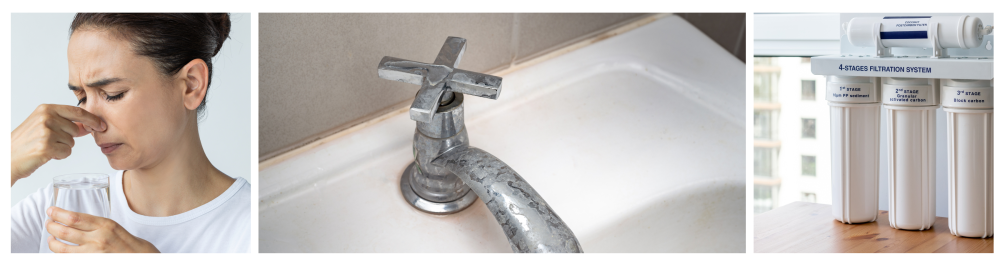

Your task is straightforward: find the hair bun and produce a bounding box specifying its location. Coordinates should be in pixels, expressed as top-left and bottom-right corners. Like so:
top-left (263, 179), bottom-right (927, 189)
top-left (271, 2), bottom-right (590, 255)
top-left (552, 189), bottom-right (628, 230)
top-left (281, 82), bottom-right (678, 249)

top-left (209, 13), bottom-right (231, 56)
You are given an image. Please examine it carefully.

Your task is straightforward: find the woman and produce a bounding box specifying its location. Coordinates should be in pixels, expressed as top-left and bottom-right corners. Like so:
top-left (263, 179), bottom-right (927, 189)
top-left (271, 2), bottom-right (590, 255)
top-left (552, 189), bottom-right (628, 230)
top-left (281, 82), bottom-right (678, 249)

top-left (10, 13), bottom-right (250, 253)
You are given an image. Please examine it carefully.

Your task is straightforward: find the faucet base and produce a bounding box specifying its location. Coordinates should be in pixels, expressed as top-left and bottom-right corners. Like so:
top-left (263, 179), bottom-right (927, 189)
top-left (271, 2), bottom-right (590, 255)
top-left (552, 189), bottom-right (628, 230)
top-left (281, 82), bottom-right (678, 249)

top-left (400, 162), bottom-right (477, 214)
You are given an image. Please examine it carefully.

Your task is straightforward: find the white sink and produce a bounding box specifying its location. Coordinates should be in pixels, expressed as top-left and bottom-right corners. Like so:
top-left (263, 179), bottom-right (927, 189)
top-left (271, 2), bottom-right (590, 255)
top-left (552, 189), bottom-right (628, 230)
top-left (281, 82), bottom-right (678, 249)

top-left (259, 15), bottom-right (746, 253)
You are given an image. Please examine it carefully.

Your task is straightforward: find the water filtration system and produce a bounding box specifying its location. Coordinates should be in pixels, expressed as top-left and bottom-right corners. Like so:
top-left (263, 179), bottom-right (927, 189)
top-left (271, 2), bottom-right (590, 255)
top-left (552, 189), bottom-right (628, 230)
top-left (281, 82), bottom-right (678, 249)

top-left (812, 13), bottom-right (993, 237)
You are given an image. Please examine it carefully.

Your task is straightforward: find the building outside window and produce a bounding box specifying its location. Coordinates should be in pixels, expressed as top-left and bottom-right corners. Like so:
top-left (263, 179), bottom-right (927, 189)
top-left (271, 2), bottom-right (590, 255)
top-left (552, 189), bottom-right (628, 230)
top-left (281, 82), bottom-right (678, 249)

top-left (802, 118), bottom-right (816, 139)
top-left (755, 148), bottom-right (774, 177)
top-left (802, 192), bottom-right (817, 203)
top-left (754, 56), bottom-right (831, 214)
top-left (801, 155), bottom-right (816, 176)
top-left (801, 80), bottom-right (816, 101)
top-left (755, 13), bottom-right (838, 214)
top-left (753, 57), bottom-right (781, 214)
top-left (754, 110), bottom-right (773, 140)
top-left (755, 185), bottom-right (775, 214)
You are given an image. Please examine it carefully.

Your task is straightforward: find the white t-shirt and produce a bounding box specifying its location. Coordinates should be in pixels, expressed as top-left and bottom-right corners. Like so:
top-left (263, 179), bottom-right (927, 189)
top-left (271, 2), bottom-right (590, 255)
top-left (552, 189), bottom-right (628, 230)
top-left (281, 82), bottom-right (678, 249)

top-left (11, 170), bottom-right (250, 253)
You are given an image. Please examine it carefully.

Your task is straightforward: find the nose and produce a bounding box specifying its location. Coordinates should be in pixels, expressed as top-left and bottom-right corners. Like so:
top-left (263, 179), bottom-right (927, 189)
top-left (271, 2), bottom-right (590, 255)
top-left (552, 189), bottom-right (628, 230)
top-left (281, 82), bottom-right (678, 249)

top-left (80, 91), bottom-right (108, 131)
top-left (81, 92), bottom-right (98, 114)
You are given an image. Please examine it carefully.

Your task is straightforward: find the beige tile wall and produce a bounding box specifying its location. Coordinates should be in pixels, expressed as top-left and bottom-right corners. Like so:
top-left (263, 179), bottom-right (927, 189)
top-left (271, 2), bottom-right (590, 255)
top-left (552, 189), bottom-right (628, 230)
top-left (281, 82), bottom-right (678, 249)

top-left (259, 13), bottom-right (745, 160)
top-left (676, 13), bottom-right (746, 62)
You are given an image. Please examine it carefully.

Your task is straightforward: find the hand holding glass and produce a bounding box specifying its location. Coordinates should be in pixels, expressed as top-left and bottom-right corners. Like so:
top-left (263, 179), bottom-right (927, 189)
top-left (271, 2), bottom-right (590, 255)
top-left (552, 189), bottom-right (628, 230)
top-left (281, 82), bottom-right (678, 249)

top-left (49, 173), bottom-right (110, 246)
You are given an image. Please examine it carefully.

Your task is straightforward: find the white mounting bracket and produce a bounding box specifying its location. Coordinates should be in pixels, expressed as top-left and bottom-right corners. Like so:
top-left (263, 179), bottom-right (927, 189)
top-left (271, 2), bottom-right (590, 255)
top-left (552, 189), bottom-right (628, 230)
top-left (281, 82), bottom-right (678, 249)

top-left (930, 22), bottom-right (948, 58)
top-left (873, 22), bottom-right (893, 58)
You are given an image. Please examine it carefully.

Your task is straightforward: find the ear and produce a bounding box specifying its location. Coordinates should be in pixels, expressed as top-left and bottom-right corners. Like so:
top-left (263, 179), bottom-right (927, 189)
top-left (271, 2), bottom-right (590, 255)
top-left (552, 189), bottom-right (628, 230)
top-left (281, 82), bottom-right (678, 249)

top-left (178, 59), bottom-right (209, 111)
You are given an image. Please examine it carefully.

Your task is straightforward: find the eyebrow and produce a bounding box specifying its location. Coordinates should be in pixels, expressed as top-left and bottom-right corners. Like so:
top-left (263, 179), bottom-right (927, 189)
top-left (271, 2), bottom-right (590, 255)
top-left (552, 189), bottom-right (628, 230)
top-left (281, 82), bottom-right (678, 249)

top-left (68, 77), bottom-right (124, 91)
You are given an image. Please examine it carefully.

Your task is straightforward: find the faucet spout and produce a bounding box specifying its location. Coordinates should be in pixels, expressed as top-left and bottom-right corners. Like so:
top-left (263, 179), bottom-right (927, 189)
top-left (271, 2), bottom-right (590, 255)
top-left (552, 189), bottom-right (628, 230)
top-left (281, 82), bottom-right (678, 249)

top-left (433, 147), bottom-right (583, 253)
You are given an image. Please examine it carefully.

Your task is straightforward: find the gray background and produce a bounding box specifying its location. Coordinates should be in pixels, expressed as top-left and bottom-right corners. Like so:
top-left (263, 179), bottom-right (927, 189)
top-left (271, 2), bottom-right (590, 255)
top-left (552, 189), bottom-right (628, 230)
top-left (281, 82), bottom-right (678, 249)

top-left (10, 13), bottom-right (252, 205)
top-left (258, 13), bottom-right (746, 160)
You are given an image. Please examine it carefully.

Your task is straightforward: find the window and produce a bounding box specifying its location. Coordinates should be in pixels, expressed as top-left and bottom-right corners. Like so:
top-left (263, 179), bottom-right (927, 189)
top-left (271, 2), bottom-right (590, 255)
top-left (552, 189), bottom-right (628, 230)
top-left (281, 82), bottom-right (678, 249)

top-left (755, 147), bottom-right (774, 178)
top-left (754, 57), bottom-right (774, 66)
top-left (801, 118), bottom-right (816, 139)
top-left (802, 192), bottom-right (817, 203)
top-left (755, 14), bottom-right (841, 212)
top-left (755, 185), bottom-right (776, 214)
top-left (754, 72), bottom-right (779, 102)
top-left (801, 155), bottom-right (816, 176)
top-left (754, 110), bottom-right (773, 140)
top-left (754, 56), bottom-right (836, 213)
top-left (801, 80), bottom-right (816, 101)
top-left (754, 58), bottom-right (779, 103)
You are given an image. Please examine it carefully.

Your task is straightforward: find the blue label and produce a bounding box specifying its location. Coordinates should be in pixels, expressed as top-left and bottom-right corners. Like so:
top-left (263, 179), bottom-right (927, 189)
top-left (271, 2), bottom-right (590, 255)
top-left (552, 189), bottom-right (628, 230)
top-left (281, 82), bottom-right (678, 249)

top-left (880, 31), bottom-right (928, 39)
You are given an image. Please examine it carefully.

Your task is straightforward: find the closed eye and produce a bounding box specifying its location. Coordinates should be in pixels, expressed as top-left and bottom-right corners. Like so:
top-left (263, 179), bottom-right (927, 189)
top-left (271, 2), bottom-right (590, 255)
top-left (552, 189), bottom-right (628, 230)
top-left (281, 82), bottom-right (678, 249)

top-left (77, 91), bottom-right (126, 106)
top-left (105, 91), bottom-right (126, 101)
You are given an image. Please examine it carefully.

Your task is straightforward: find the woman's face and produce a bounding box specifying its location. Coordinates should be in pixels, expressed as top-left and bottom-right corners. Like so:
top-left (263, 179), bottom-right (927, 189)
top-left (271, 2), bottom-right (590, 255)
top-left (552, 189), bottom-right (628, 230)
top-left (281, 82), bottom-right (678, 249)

top-left (67, 29), bottom-right (192, 170)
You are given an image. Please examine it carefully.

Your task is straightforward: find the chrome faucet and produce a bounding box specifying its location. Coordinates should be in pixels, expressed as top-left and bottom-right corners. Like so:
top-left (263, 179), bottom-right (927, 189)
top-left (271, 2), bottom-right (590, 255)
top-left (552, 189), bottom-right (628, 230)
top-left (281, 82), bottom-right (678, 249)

top-left (377, 37), bottom-right (583, 253)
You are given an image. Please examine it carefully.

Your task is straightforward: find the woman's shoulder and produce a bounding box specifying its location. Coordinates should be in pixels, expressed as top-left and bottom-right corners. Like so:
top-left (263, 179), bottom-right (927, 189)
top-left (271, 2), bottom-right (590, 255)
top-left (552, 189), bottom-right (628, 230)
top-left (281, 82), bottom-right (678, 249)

top-left (10, 179), bottom-right (56, 253)
top-left (204, 176), bottom-right (250, 236)
top-left (213, 176), bottom-right (251, 215)
top-left (228, 176), bottom-right (251, 197)
top-left (13, 181), bottom-right (55, 212)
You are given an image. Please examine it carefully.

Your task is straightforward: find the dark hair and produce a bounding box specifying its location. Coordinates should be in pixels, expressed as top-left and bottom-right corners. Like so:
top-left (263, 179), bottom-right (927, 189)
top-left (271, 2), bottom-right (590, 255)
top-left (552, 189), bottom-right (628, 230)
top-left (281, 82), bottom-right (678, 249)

top-left (71, 13), bottom-right (231, 116)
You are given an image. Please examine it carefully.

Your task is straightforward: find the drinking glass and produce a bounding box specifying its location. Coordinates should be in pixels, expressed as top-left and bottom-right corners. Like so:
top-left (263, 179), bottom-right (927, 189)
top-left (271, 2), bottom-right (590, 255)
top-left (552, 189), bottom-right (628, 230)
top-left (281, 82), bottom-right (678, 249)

top-left (48, 173), bottom-right (111, 246)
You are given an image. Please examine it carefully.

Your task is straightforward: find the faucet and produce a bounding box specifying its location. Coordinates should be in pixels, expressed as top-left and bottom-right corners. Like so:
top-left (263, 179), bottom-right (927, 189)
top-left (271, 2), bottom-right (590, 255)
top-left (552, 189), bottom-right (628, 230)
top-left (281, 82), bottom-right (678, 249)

top-left (377, 37), bottom-right (583, 253)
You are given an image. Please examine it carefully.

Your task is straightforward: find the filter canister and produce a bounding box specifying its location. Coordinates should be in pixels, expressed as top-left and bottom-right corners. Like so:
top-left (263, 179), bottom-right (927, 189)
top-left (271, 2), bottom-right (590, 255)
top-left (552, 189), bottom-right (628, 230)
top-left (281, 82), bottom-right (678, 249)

top-left (882, 77), bottom-right (937, 230)
top-left (942, 79), bottom-right (994, 238)
top-left (828, 76), bottom-right (881, 224)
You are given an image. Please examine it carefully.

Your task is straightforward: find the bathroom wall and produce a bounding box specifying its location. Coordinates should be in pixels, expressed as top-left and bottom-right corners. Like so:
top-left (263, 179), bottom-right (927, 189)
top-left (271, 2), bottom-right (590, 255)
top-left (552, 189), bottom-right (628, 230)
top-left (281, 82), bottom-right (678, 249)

top-left (259, 13), bottom-right (746, 160)
top-left (677, 13), bottom-right (746, 62)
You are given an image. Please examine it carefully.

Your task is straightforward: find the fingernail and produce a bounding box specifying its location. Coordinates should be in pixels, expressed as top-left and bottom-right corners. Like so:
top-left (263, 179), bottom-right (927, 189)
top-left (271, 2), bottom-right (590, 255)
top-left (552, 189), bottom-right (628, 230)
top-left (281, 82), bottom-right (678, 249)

top-left (47, 207), bottom-right (53, 216)
top-left (101, 121), bottom-right (107, 131)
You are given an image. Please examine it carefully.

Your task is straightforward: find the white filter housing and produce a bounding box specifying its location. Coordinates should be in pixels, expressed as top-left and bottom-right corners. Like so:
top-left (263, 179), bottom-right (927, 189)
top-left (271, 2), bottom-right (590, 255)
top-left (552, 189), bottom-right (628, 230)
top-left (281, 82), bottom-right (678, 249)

top-left (828, 76), bottom-right (881, 224)
top-left (846, 15), bottom-right (991, 49)
top-left (942, 79), bottom-right (994, 238)
top-left (883, 77), bottom-right (937, 230)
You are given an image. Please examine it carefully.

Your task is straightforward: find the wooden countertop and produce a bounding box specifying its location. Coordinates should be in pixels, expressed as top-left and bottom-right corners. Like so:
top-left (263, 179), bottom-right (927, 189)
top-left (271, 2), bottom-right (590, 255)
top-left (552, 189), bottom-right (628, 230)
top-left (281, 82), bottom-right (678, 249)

top-left (755, 201), bottom-right (993, 253)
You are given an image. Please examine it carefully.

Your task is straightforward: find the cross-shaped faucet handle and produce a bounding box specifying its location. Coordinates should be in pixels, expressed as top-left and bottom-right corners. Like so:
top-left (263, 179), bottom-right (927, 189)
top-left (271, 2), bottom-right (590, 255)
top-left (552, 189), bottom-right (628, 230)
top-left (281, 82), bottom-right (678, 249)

top-left (378, 36), bottom-right (503, 123)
